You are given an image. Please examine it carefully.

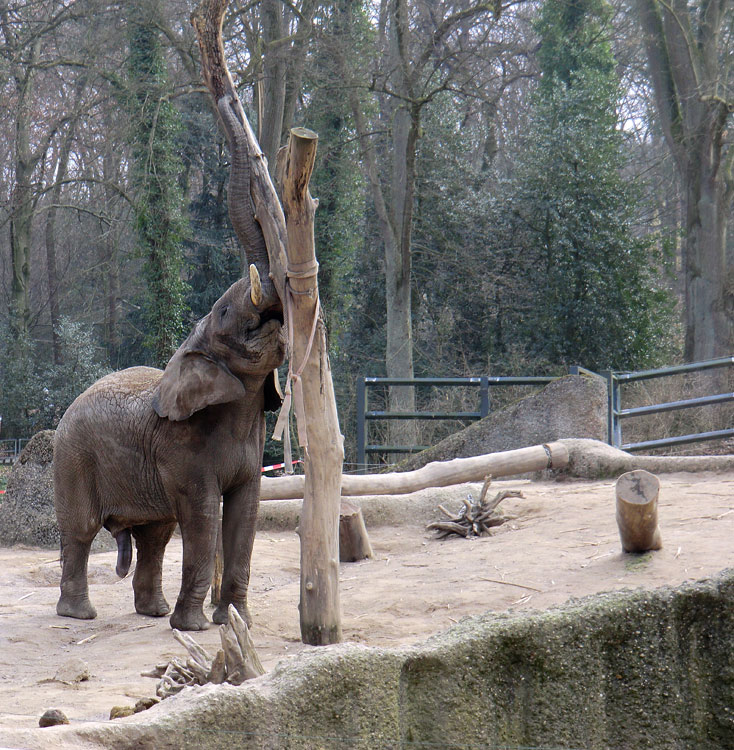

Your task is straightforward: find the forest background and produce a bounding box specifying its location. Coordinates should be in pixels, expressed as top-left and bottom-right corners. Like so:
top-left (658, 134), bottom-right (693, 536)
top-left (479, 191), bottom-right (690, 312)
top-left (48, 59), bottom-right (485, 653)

top-left (1, 0), bottom-right (733, 467)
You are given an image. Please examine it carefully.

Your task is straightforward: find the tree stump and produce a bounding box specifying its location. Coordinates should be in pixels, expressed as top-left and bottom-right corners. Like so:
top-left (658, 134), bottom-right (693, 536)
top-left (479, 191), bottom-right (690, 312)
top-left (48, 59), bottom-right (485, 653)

top-left (615, 469), bottom-right (663, 553)
top-left (339, 500), bottom-right (373, 562)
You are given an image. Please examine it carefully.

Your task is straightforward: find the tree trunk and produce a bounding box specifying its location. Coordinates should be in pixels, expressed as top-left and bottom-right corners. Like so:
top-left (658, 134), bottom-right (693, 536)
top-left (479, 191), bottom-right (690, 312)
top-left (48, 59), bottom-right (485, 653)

top-left (384, 0), bottom-right (418, 457)
top-left (9, 50), bottom-right (41, 336)
top-left (260, 0), bottom-right (287, 170)
top-left (260, 441), bottom-right (570, 499)
top-left (683, 155), bottom-right (730, 362)
top-left (282, 127), bottom-right (344, 646)
top-left (339, 499), bottom-right (373, 562)
top-left (615, 469), bottom-right (662, 553)
top-left (636, 0), bottom-right (734, 363)
top-left (44, 151), bottom-right (64, 365)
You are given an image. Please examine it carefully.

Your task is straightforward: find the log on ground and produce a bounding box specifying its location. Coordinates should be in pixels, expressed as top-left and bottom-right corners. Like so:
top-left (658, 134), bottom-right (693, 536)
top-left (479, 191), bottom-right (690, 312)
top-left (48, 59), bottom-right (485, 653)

top-left (615, 469), bottom-right (663, 553)
top-left (261, 442), bottom-right (569, 500)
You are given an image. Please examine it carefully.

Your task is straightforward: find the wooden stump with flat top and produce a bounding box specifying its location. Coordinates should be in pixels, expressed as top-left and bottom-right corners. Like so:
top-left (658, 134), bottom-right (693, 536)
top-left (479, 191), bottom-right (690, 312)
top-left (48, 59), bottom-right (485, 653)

top-left (339, 499), bottom-right (373, 562)
top-left (615, 469), bottom-right (663, 553)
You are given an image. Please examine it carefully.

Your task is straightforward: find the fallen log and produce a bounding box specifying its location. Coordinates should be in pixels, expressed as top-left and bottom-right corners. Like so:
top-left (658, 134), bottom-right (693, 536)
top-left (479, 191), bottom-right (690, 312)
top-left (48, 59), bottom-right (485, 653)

top-left (260, 442), bottom-right (568, 500)
top-left (615, 469), bottom-right (663, 553)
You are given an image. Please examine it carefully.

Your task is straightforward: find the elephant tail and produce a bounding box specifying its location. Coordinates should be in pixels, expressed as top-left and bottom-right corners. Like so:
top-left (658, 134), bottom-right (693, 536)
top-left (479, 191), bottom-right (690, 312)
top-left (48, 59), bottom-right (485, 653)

top-left (114, 529), bottom-right (133, 578)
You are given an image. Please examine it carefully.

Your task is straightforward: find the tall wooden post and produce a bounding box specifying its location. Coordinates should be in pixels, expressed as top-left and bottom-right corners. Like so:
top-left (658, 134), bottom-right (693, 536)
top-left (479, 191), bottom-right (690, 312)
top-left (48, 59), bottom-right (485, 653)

top-left (282, 128), bottom-right (344, 645)
top-left (193, 2), bottom-right (342, 645)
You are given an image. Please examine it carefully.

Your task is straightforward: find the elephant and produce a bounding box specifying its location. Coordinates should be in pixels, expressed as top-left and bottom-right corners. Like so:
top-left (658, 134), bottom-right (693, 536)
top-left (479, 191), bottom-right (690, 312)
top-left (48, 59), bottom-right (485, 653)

top-left (54, 93), bottom-right (287, 631)
top-left (53, 268), bottom-right (285, 630)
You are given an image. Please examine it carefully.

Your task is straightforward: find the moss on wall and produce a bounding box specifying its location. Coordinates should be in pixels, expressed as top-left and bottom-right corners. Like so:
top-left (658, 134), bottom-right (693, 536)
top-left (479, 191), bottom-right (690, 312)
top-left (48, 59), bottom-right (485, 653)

top-left (10, 571), bottom-right (734, 750)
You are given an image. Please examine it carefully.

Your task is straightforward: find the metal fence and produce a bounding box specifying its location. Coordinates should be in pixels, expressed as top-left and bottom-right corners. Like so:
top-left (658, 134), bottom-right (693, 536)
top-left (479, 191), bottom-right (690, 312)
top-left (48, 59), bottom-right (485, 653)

top-left (603, 356), bottom-right (734, 452)
top-left (356, 375), bottom-right (557, 470)
top-left (356, 357), bottom-right (734, 469)
top-left (0, 438), bottom-right (29, 465)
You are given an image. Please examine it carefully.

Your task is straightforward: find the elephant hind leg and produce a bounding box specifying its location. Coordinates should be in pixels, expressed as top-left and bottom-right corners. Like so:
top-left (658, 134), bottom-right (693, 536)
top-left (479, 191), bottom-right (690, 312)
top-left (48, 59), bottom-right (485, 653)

top-left (57, 534), bottom-right (97, 620)
top-left (132, 520), bottom-right (175, 617)
top-left (55, 468), bottom-right (101, 620)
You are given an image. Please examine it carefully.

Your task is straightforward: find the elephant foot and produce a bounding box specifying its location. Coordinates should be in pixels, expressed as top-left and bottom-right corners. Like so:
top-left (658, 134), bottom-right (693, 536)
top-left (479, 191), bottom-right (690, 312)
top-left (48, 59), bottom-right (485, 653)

top-left (57, 595), bottom-right (97, 620)
top-left (135, 593), bottom-right (171, 617)
top-left (212, 601), bottom-right (252, 627)
top-left (170, 604), bottom-right (209, 631)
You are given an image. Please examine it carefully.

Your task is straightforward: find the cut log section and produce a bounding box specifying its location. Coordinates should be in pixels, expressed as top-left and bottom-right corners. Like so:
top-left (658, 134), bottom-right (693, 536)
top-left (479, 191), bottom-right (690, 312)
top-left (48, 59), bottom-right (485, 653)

top-left (615, 469), bottom-right (663, 553)
top-left (339, 499), bottom-right (373, 562)
top-left (261, 442), bottom-right (568, 500)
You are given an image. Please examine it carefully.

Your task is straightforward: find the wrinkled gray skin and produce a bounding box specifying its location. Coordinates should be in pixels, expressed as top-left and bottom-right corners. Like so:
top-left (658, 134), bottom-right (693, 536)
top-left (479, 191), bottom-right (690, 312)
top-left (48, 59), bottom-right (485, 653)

top-left (53, 277), bottom-right (285, 631)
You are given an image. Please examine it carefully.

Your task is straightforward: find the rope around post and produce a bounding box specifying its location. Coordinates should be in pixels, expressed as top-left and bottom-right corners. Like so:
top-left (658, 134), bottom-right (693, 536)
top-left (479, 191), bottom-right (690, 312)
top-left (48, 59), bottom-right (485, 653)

top-left (272, 259), bottom-right (321, 472)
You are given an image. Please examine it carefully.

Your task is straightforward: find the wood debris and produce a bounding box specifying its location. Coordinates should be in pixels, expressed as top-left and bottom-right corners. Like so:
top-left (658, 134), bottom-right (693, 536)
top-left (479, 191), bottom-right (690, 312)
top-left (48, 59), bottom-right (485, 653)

top-left (427, 475), bottom-right (523, 539)
top-left (142, 604), bottom-right (265, 699)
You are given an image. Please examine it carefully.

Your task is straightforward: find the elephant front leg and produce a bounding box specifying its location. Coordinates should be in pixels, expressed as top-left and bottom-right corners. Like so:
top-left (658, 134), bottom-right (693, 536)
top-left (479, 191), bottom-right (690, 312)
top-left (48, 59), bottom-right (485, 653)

top-left (171, 508), bottom-right (218, 631)
top-left (213, 483), bottom-right (259, 626)
top-left (132, 520), bottom-right (176, 617)
top-left (57, 533), bottom-right (97, 620)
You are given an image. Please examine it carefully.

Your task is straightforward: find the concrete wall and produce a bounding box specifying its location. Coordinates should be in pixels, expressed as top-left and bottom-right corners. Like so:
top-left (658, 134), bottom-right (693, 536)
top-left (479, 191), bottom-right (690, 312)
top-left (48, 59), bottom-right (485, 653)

top-left (11, 570), bottom-right (733, 750)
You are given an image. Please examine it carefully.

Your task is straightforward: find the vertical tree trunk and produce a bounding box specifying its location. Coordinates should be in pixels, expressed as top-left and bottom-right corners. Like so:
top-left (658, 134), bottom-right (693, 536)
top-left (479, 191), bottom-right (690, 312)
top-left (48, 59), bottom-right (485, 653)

top-left (10, 160), bottom-right (34, 336)
top-left (283, 128), bottom-right (344, 645)
top-left (9, 41), bottom-right (41, 335)
top-left (260, 0), bottom-right (287, 169)
top-left (44, 156), bottom-right (65, 365)
top-left (636, 0), bottom-right (734, 363)
top-left (683, 156), bottom-right (730, 362)
top-left (386, 99), bottom-right (419, 455)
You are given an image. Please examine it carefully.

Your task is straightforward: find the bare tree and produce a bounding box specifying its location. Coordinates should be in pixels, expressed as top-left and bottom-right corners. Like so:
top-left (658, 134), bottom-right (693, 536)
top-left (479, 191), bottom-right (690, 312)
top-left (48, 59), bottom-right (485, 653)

top-left (340, 0), bottom-right (532, 452)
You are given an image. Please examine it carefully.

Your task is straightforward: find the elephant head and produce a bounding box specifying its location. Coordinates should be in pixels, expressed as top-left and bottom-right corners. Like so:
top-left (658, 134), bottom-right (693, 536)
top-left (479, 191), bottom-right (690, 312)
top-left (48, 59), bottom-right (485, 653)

top-left (153, 94), bottom-right (287, 423)
top-left (152, 266), bottom-right (285, 421)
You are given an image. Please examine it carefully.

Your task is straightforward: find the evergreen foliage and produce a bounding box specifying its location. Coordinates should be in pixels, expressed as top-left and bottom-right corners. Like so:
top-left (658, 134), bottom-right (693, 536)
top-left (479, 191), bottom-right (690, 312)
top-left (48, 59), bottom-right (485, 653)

top-left (179, 95), bottom-right (242, 321)
top-left (499, 0), bottom-right (673, 371)
top-left (0, 319), bottom-right (109, 436)
top-left (126, 3), bottom-right (189, 367)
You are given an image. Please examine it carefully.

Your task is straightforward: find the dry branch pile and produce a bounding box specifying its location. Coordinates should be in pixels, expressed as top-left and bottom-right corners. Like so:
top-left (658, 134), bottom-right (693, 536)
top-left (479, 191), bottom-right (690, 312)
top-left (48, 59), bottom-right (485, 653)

top-left (142, 605), bottom-right (264, 698)
top-left (427, 476), bottom-right (523, 539)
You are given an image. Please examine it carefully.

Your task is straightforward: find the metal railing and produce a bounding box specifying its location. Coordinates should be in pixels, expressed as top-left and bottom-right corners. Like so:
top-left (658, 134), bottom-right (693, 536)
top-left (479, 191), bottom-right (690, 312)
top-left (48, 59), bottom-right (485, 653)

top-left (604, 356), bottom-right (734, 451)
top-left (0, 438), bottom-right (29, 464)
top-left (356, 375), bottom-right (557, 470)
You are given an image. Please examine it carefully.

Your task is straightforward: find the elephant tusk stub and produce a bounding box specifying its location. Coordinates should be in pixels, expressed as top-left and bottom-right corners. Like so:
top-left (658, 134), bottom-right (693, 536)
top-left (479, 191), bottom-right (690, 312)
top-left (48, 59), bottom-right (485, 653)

top-left (249, 263), bottom-right (263, 307)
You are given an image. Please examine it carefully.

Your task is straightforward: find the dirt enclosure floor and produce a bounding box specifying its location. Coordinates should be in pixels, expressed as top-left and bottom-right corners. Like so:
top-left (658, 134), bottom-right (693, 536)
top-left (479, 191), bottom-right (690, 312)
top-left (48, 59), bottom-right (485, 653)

top-left (1, 471), bottom-right (732, 733)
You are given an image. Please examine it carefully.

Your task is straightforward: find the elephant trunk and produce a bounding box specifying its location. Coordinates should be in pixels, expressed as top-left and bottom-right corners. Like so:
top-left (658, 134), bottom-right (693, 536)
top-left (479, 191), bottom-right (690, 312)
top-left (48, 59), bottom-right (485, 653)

top-left (114, 529), bottom-right (132, 578)
top-left (217, 96), bottom-right (276, 305)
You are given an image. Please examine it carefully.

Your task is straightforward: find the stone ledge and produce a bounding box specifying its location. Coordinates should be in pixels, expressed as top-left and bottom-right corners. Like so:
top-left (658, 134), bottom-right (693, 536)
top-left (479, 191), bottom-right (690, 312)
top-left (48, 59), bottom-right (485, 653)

top-left (6, 569), bottom-right (733, 750)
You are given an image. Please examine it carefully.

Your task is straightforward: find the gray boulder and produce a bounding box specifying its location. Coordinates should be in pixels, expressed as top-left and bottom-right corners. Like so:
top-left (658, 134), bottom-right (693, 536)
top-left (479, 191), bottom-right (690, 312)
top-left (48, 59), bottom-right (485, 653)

top-left (396, 374), bottom-right (607, 471)
top-left (0, 430), bottom-right (113, 550)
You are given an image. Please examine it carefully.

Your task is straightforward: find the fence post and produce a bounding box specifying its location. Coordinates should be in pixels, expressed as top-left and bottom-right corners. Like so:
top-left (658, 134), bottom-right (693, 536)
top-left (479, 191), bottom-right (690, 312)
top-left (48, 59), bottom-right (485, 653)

top-left (356, 377), bottom-right (367, 473)
top-left (479, 376), bottom-right (489, 418)
top-left (602, 370), bottom-right (614, 446)
top-left (612, 376), bottom-right (622, 447)
top-left (602, 370), bottom-right (622, 448)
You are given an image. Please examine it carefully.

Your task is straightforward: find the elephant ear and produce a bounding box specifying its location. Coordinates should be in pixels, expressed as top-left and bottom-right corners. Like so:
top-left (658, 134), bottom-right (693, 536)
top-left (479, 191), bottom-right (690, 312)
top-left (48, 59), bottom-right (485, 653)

top-left (152, 350), bottom-right (246, 421)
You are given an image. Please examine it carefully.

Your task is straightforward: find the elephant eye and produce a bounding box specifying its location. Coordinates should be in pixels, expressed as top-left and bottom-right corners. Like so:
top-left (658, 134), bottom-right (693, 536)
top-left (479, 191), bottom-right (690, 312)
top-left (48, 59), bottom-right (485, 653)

top-left (219, 305), bottom-right (229, 319)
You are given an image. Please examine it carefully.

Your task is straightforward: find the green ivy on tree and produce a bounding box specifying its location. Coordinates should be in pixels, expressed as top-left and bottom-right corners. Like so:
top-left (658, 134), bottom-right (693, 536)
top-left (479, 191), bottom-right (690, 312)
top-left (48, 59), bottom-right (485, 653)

top-left (126, 2), bottom-right (189, 367)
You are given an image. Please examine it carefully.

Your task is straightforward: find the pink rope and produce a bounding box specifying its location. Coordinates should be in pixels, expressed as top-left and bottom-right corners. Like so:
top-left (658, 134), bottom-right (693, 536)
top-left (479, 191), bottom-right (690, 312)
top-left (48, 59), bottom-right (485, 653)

top-left (272, 274), bottom-right (321, 473)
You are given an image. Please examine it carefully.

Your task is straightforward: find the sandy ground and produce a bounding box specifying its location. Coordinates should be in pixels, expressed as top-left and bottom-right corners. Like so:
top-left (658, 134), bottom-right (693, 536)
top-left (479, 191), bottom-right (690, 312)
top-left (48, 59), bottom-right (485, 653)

top-left (0, 472), bottom-right (732, 731)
